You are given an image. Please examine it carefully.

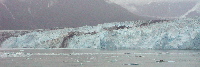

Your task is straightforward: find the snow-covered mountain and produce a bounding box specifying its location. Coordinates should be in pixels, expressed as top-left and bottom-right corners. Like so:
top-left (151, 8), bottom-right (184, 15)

top-left (0, 0), bottom-right (150, 30)
top-left (106, 0), bottom-right (200, 19)
top-left (1, 18), bottom-right (200, 50)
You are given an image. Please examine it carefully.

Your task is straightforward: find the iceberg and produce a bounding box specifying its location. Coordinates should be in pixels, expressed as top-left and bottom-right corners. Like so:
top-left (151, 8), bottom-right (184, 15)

top-left (1, 18), bottom-right (200, 50)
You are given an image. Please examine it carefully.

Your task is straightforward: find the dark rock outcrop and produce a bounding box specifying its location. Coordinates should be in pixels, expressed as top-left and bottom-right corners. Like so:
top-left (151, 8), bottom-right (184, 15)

top-left (139, 20), bottom-right (170, 27)
top-left (0, 31), bottom-right (31, 47)
top-left (103, 25), bottom-right (132, 31)
top-left (59, 31), bottom-right (98, 48)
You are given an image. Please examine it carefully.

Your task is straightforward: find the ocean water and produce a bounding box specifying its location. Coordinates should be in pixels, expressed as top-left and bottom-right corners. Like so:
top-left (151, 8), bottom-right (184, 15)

top-left (0, 49), bottom-right (200, 67)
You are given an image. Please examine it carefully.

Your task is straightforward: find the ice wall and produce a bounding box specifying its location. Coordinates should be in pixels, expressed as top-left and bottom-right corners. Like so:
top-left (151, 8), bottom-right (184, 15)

top-left (1, 18), bottom-right (200, 49)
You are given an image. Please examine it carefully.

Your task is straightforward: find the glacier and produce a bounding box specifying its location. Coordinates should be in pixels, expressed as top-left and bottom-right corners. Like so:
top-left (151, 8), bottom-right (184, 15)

top-left (1, 18), bottom-right (200, 50)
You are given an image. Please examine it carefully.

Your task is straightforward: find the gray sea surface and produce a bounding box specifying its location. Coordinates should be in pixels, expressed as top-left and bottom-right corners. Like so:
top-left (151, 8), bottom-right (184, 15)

top-left (0, 49), bottom-right (200, 67)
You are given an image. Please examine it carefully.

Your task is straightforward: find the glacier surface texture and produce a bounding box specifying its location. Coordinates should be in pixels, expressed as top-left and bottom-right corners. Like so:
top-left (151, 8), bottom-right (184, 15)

top-left (1, 18), bottom-right (200, 50)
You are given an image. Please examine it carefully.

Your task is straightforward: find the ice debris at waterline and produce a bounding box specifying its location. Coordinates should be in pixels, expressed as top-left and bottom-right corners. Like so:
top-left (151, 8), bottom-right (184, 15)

top-left (1, 18), bottom-right (200, 49)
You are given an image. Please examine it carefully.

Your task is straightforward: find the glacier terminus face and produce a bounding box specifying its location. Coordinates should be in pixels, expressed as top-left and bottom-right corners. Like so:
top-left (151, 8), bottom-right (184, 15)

top-left (1, 18), bottom-right (200, 50)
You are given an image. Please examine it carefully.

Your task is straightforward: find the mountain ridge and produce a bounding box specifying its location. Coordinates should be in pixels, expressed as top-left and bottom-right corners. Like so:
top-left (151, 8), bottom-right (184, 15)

top-left (0, 0), bottom-right (151, 30)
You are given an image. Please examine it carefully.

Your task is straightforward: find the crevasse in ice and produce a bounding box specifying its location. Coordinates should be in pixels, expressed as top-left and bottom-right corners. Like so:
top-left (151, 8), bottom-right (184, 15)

top-left (1, 18), bottom-right (200, 49)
